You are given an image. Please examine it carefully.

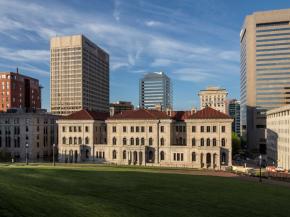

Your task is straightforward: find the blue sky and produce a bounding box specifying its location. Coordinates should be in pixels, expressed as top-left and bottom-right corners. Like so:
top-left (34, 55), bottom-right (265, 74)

top-left (1, 0), bottom-right (290, 110)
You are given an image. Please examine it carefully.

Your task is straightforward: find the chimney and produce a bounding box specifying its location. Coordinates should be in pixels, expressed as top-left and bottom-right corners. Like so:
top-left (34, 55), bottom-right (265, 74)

top-left (191, 106), bottom-right (196, 115)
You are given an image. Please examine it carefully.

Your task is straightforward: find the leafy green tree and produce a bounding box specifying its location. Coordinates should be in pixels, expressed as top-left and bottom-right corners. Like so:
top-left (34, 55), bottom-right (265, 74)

top-left (232, 132), bottom-right (241, 155)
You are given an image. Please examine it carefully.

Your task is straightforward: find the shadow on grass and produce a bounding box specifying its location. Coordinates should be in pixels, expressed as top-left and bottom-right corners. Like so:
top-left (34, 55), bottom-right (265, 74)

top-left (0, 167), bottom-right (290, 217)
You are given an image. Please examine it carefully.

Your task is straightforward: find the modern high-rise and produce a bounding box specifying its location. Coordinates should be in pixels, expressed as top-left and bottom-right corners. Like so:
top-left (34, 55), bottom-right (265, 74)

top-left (227, 99), bottom-right (241, 136)
top-left (198, 86), bottom-right (228, 113)
top-left (240, 9), bottom-right (290, 153)
top-left (0, 71), bottom-right (41, 112)
top-left (50, 34), bottom-right (109, 115)
top-left (139, 72), bottom-right (172, 110)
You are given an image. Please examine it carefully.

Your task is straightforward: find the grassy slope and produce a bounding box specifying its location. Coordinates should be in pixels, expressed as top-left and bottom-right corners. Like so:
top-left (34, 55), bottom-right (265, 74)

top-left (0, 165), bottom-right (289, 217)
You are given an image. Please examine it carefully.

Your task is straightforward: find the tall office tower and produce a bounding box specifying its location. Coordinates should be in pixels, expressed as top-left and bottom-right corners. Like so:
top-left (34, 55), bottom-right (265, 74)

top-left (227, 99), bottom-right (241, 136)
top-left (0, 71), bottom-right (41, 112)
top-left (139, 72), bottom-right (172, 111)
top-left (50, 35), bottom-right (109, 115)
top-left (240, 9), bottom-right (290, 153)
top-left (198, 86), bottom-right (228, 113)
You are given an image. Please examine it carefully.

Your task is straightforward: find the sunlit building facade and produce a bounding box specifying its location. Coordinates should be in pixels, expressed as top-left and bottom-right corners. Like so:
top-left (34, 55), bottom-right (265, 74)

top-left (240, 9), bottom-right (290, 153)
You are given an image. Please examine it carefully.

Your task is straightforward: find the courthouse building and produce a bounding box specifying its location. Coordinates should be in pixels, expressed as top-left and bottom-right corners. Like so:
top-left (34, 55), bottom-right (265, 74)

top-left (57, 107), bottom-right (232, 169)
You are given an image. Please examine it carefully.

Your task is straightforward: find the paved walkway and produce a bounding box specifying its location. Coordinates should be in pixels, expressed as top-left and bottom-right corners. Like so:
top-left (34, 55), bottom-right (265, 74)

top-left (155, 169), bottom-right (290, 188)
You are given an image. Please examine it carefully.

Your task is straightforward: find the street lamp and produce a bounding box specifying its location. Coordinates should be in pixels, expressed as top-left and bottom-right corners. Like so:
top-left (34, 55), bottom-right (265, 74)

top-left (25, 143), bottom-right (29, 165)
top-left (53, 144), bottom-right (56, 166)
top-left (259, 154), bottom-right (262, 183)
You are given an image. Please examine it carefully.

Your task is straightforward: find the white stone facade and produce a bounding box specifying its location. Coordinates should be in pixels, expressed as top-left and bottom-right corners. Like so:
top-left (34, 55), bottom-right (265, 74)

top-left (57, 108), bottom-right (232, 169)
top-left (267, 105), bottom-right (290, 170)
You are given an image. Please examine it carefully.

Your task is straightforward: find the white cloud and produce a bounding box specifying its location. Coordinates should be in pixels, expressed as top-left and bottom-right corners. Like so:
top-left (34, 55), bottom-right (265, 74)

top-left (145, 20), bottom-right (162, 27)
top-left (0, 47), bottom-right (49, 62)
top-left (173, 68), bottom-right (217, 82)
top-left (113, 0), bottom-right (121, 21)
top-left (0, 0), bottom-right (239, 81)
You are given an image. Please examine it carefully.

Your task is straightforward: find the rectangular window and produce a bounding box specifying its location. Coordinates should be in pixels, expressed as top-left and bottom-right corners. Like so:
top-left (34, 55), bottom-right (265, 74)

top-left (213, 126), bottom-right (216, 132)
top-left (176, 126), bottom-right (179, 132)
top-left (131, 126), bottom-right (134, 132)
top-left (192, 126), bottom-right (196, 132)
top-left (123, 126), bottom-right (126, 132)
top-left (141, 126), bottom-right (145, 132)
top-left (221, 126), bottom-right (225, 132)
top-left (201, 126), bottom-right (204, 132)
top-left (85, 126), bottom-right (89, 132)
top-left (160, 126), bottom-right (164, 132)
top-left (112, 126), bottom-right (116, 132)
top-left (136, 126), bottom-right (139, 132)
top-left (177, 153), bottom-right (180, 161)
top-left (149, 126), bottom-right (152, 133)
top-left (173, 153), bottom-right (176, 161)
top-left (62, 126), bottom-right (66, 132)
top-left (206, 126), bottom-right (210, 132)
top-left (181, 153), bottom-right (183, 161)
top-left (183, 126), bottom-right (186, 132)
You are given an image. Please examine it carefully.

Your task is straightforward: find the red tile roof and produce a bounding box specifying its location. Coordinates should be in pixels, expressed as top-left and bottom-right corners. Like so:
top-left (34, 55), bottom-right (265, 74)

top-left (108, 109), bottom-right (171, 120)
top-left (60, 109), bottom-right (109, 121)
top-left (170, 111), bottom-right (193, 121)
top-left (188, 107), bottom-right (231, 119)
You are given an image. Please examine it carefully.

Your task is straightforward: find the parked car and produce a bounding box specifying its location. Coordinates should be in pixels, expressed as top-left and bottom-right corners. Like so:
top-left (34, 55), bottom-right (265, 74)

top-left (276, 166), bottom-right (286, 173)
top-left (266, 166), bottom-right (276, 172)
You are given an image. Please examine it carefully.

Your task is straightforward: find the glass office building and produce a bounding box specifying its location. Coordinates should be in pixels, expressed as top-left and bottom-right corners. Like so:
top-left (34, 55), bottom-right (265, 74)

top-left (139, 72), bottom-right (172, 110)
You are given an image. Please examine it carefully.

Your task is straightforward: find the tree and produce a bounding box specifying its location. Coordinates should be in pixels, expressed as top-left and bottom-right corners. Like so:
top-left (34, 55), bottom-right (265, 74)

top-left (232, 132), bottom-right (241, 155)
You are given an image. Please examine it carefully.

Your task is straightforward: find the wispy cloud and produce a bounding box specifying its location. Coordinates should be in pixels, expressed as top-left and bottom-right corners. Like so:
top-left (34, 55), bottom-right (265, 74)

top-left (0, 47), bottom-right (49, 63)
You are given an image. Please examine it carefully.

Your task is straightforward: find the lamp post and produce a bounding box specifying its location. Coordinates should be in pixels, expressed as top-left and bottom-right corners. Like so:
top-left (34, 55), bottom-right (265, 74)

top-left (53, 144), bottom-right (56, 166)
top-left (259, 154), bottom-right (262, 183)
top-left (25, 143), bottom-right (29, 165)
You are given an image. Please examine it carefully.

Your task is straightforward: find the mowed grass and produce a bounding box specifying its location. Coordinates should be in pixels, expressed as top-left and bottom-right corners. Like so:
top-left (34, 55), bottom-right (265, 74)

top-left (0, 164), bottom-right (290, 217)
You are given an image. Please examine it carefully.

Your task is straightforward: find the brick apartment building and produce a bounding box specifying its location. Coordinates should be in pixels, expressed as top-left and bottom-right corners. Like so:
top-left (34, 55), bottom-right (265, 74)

top-left (0, 71), bottom-right (41, 112)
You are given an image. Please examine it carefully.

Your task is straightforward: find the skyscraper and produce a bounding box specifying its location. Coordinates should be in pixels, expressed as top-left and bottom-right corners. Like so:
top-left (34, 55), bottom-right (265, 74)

top-left (139, 72), bottom-right (172, 110)
top-left (50, 34), bottom-right (109, 115)
top-left (227, 99), bottom-right (240, 136)
top-left (240, 9), bottom-right (290, 153)
top-left (198, 86), bottom-right (228, 113)
top-left (0, 71), bottom-right (41, 112)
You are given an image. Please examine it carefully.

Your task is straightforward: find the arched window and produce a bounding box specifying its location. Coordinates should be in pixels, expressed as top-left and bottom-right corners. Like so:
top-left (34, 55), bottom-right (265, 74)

top-left (136, 138), bottom-right (139, 145)
top-left (123, 137), bottom-right (127, 145)
top-left (74, 137), bottom-right (77, 144)
top-left (130, 137), bottom-right (134, 145)
top-left (213, 138), bottom-right (216, 146)
top-left (62, 137), bottom-right (66, 144)
top-left (149, 138), bottom-right (153, 146)
top-left (112, 137), bottom-right (117, 145)
top-left (85, 137), bottom-right (89, 144)
top-left (96, 151), bottom-right (99, 158)
top-left (123, 150), bottom-right (126, 159)
top-left (206, 138), bottom-right (210, 146)
top-left (200, 138), bottom-right (204, 146)
top-left (112, 150), bottom-right (117, 159)
top-left (160, 151), bottom-right (165, 160)
top-left (69, 137), bottom-right (72, 144)
top-left (141, 138), bottom-right (145, 145)
top-left (192, 152), bottom-right (196, 161)
top-left (221, 138), bottom-right (226, 147)
top-left (160, 138), bottom-right (164, 146)
top-left (192, 138), bottom-right (196, 146)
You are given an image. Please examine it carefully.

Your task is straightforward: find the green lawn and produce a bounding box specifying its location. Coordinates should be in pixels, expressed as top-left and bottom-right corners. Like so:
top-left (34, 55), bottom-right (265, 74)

top-left (0, 164), bottom-right (289, 217)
